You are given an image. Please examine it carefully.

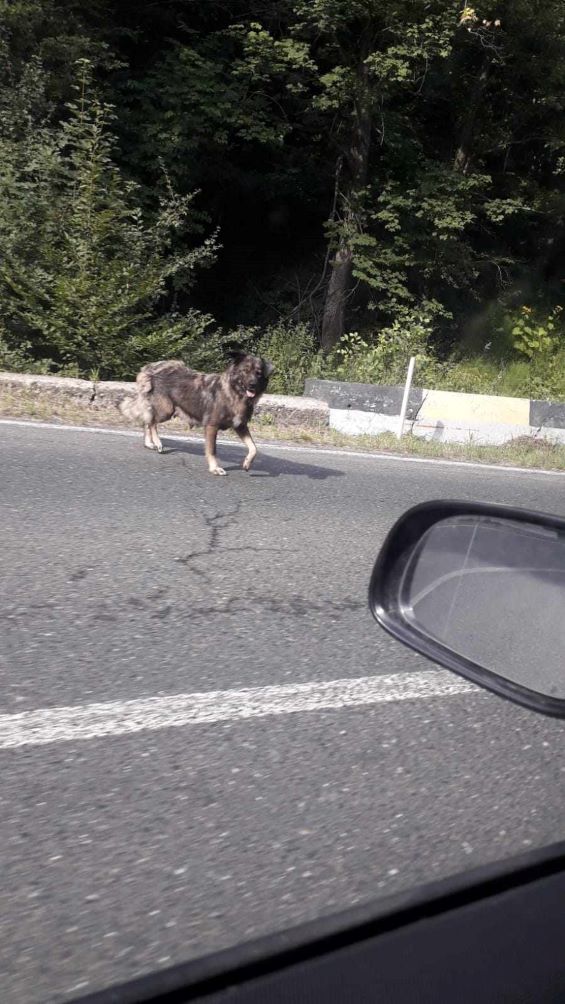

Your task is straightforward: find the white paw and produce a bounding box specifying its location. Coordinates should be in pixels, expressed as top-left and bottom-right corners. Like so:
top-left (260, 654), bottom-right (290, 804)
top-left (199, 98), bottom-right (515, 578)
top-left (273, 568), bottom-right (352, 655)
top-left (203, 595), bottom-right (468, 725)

top-left (210, 466), bottom-right (227, 476)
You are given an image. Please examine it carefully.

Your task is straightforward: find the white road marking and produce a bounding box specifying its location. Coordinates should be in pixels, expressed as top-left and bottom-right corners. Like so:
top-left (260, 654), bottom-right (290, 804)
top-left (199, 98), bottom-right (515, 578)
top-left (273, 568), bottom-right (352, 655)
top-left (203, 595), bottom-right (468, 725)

top-left (1, 417), bottom-right (565, 477)
top-left (0, 671), bottom-right (478, 750)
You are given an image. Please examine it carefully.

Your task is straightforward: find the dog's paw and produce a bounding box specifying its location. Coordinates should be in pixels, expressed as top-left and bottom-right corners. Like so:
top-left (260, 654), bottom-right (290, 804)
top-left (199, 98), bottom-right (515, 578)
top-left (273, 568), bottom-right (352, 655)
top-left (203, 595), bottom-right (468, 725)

top-left (210, 466), bottom-right (227, 476)
top-left (242, 457), bottom-right (253, 471)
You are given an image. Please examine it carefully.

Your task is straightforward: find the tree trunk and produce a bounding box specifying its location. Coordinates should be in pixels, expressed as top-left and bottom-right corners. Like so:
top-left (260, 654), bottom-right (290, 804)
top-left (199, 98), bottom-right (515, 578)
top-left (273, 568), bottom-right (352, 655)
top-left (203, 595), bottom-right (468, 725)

top-left (453, 56), bottom-right (491, 175)
top-left (321, 33), bottom-right (372, 352)
top-left (320, 240), bottom-right (353, 352)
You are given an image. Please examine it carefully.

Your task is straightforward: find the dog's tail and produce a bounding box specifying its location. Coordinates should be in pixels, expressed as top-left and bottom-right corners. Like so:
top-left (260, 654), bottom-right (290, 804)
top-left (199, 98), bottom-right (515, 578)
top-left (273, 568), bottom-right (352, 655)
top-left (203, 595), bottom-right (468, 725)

top-left (118, 367), bottom-right (155, 425)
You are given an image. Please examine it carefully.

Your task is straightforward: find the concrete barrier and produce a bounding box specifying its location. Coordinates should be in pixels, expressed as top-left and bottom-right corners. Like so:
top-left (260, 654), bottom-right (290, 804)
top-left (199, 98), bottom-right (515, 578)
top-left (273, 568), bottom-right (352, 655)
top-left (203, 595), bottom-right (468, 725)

top-left (304, 378), bottom-right (423, 419)
top-left (306, 377), bottom-right (565, 445)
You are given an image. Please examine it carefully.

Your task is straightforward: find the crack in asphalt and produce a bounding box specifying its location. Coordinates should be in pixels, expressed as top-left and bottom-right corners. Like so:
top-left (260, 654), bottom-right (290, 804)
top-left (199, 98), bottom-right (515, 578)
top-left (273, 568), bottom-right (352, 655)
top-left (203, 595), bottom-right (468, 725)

top-left (172, 502), bottom-right (289, 584)
top-left (174, 545), bottom-right (287, 581)
top-left (202, 504), bottom-right (242, 553)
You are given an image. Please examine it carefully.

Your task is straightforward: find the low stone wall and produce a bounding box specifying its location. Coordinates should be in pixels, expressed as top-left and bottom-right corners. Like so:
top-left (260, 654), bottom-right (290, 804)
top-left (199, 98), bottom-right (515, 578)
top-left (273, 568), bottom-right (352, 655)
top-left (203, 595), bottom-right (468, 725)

top-left (0, 371), bottom-right (329, 430)
top-left (0, 371), bottom-right (95, 405)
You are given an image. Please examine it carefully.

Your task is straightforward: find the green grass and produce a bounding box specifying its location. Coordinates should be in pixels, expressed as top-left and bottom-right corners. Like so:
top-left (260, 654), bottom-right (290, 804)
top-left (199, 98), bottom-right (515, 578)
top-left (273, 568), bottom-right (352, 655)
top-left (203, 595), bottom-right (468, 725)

top-left (309, 354), bottom-right (565, 403)
top-left (427, 356), bottom-right (565, 402)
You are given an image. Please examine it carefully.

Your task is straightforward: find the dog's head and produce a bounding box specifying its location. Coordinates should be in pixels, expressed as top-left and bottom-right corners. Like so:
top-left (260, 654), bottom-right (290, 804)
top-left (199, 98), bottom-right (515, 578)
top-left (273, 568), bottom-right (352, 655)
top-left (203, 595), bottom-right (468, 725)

top-left (227, 351), bottom-right (274, 402)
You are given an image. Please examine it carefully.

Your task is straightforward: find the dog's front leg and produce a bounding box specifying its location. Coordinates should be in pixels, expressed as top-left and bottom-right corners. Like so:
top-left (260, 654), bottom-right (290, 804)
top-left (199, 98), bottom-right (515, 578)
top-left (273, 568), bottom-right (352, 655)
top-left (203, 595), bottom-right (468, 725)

top-left (205, 425), bottom-right (226, 475)
top-left (235, 425), bottom-right (257, 471)
top-left (144, 423), bottom-right (154, 450)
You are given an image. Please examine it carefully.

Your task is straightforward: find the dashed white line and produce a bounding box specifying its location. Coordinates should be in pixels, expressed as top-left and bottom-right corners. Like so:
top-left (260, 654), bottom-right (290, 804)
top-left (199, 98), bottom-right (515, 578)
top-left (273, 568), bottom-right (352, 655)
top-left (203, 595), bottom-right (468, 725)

top-left (0, 671), bottom-right (478, 749)
top-left (2, 417), bottom-right (565, 477)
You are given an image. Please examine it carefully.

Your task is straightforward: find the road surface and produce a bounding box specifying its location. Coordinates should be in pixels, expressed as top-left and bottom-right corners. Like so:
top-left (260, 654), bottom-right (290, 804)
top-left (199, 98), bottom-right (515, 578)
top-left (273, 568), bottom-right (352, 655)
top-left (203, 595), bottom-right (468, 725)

top-left (2, 420), bottom-right (565, 1002)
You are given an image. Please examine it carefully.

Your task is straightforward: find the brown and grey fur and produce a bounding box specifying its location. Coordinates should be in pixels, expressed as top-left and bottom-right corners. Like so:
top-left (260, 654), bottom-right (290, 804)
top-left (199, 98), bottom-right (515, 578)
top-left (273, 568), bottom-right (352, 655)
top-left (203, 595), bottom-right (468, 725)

top-left (119, 353), bottom-right (273, 475)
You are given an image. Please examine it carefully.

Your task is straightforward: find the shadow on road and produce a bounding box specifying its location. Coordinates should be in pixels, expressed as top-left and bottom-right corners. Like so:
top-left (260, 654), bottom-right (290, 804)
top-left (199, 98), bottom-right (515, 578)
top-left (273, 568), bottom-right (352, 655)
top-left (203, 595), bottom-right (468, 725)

top-left (160, 439), bottom-right (344, 480)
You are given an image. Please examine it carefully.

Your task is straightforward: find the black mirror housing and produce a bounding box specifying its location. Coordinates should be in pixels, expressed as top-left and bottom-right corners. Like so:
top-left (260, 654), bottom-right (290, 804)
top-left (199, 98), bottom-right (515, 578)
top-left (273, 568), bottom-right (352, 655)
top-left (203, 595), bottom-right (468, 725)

top-left (369, 500), bottom-right (565, 718)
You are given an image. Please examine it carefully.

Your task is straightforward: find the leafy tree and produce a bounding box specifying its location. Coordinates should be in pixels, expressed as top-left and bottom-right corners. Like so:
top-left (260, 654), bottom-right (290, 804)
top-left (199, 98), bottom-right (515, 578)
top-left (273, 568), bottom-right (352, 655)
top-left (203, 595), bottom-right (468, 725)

top-left (0, 61), bottom-right (218, 377)
top-left (285, 0), bottom-right (459, 348)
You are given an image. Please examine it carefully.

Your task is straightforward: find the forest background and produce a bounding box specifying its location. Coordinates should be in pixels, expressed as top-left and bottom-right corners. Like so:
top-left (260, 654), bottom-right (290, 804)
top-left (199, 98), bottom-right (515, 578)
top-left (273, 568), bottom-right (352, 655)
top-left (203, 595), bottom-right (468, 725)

top-left (2, 1), bottom-right (565, 399)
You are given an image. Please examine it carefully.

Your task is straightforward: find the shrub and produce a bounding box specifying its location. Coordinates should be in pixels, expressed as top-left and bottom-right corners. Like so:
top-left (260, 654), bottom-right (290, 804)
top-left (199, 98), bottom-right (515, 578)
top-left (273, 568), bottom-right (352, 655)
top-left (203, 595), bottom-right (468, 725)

top-left (256, 321), bottom-right (317, 394)
top-left (317, 302), bottom-right (443, 386)
top-left (0, 331), bottom-right (51, 374)
top-left (392, 351), bottom-right (565, 402)
top-left (304, 301), bottom-right (565, 403)
top-left (509, 305), bottom-right (563, 360)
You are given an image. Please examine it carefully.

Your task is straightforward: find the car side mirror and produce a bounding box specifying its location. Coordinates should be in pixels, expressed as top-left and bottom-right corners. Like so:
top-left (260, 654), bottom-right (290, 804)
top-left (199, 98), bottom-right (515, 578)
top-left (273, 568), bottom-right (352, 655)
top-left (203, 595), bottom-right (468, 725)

top-left (369, 500), bottom-right (565, 717)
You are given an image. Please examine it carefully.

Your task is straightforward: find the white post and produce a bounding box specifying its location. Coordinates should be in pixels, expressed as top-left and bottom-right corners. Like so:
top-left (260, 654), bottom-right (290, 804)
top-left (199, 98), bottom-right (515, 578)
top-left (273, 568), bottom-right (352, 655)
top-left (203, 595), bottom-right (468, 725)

top-left (397, 355), bottom-right (416, 439)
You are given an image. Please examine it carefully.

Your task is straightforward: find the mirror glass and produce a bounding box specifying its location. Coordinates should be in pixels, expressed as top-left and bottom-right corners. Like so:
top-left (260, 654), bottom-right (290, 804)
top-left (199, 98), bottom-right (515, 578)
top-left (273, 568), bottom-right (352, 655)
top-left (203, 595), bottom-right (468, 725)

top-left (401, 514), bottom-right (565, 699)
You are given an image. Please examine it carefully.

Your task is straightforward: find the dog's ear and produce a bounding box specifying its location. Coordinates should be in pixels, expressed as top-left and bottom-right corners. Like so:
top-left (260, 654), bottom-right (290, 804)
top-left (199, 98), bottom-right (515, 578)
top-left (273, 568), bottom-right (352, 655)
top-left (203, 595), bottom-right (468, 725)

top-left (227, 349), bottom-right (247, 365)
top-left (264, 360), bottom-right (275, 377)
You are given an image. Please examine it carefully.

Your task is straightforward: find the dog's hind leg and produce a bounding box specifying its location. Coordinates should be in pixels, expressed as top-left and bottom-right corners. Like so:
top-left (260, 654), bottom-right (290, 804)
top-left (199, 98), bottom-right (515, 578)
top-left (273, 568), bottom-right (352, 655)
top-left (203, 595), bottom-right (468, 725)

top-left (205, 425), bottom-right (226, 475)
top-left (149, 422), bottom-right (164, 453)
top-left (132, 394), bottom-right (159, 451)
top-left (234, 424), bottom-right (257, 471)
top-left (144, 395), bottom-right (174, 452)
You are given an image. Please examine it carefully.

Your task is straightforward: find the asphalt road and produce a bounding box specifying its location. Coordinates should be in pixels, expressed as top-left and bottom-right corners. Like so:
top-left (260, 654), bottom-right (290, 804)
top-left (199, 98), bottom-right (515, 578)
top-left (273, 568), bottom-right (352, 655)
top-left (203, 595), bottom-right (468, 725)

top-left (2, 420), bottom-right (565, 1003)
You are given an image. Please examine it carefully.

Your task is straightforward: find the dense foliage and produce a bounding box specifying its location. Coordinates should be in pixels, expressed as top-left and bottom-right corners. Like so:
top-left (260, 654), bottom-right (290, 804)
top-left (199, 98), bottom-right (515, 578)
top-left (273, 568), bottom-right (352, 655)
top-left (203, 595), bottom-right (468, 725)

top-left (1, 1), bottom-right (565, 395)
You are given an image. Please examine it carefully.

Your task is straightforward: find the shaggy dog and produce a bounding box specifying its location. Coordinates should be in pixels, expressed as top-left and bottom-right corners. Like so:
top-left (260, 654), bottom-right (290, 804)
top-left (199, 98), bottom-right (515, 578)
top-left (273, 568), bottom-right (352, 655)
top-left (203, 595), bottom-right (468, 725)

top-left (119, 352), bottom-right (273, 475)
